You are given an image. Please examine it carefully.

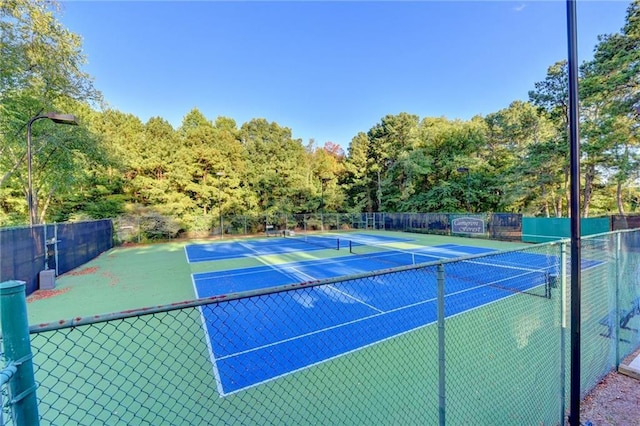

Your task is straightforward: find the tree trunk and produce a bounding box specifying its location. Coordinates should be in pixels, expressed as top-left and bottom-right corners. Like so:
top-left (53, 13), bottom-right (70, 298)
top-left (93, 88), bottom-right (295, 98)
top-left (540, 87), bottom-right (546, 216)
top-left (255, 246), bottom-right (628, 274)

top-left (541, 185), bottom-right (550, 217)
top-left (39, 186), bottom-right (58, 224)
top-left (376, 170), bottom-right (382, 212)
top-left (617, 180), bottom-right (625, 215)
top-left (564, 166), bottom-right (571, 218)
top-left (583, 164), bottom-right (595, 218)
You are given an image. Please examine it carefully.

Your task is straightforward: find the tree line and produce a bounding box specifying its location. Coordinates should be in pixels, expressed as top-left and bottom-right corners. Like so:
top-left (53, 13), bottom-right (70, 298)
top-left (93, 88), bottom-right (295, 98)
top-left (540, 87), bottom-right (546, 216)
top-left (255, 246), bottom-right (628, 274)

top-left (1, 0), bottom-right (640, 231)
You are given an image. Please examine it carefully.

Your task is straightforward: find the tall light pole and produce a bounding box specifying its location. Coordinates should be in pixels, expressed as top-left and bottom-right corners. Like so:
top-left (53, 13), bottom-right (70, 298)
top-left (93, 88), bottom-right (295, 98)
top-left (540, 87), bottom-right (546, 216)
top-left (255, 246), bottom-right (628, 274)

top-left (566, 0), bottom-right (582, 423)
top-left (457, 167), bottom-right (470, 211)
top-left (27, 112), bottom-right (78, 226)
top-left (216, 171), bottom-right (226, 239)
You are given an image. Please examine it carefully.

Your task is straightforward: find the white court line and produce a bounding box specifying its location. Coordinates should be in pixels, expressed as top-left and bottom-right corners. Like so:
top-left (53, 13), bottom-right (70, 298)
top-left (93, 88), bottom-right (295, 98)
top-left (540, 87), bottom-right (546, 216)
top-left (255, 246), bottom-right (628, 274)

top-left (284, 266), bottom-right (316, 282)
top-left (191, 274), bottom-right (225, 396)
top-left (238, 242), bottom-right (315, 284)
top-left (218, 274), bottom-right (502, 362)
top-left (200, 242), bottom-right (554, 395)
top-left (216, 273), bottom-right (529, 396)
top-left (326, 285), bottom-right (385, 313)
top-left (463, 260), bottom-right (551, 274)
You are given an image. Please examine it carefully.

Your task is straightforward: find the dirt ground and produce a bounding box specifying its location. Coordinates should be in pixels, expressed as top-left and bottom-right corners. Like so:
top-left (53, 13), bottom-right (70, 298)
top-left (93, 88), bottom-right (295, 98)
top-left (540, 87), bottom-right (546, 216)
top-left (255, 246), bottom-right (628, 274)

top-left (579, 351), bottom-right (640, 426)
top-left (579, 371), bottom-right (640, 425)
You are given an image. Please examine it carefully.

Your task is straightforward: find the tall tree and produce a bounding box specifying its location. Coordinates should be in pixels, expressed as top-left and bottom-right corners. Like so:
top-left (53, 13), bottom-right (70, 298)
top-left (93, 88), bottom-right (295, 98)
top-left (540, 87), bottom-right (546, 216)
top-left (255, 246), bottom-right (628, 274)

top-left (581, 0), bottom-right (640, 215)
top-left (528, 61), bottom-right (571, 216)
top-left (0, 0), bottom-right (102, 224)
top-left (240, 118), bottom-right (310, 215)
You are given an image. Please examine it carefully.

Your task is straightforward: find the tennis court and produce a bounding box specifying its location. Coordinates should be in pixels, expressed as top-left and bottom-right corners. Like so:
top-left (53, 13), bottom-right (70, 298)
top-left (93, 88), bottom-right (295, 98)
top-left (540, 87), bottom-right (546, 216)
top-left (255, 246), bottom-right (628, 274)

top-left (20, 230), bottom-right (625, 424)
top-left (184, 232), bottom-right (412, 262)
top-left (190, 236), bottom-right (560, 395)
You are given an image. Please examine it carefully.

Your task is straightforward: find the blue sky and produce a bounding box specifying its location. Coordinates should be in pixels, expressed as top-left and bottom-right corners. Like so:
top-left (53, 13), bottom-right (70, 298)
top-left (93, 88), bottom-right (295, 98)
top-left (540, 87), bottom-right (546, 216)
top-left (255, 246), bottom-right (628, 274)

top-left (59, 1), bottom-right (632, 151)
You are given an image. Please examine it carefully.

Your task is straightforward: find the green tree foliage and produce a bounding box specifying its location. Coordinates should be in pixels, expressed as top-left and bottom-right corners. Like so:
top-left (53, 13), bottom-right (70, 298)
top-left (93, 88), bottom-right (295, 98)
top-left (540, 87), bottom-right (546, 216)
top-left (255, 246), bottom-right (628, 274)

top-left (240, 118), bottom-right (313, 216)
top-left (580, 1), bottom-right (640, 215)
top-left (2, 0), bottom-right (640, 226)
top-left (0, 0), bottom-right (104, 225)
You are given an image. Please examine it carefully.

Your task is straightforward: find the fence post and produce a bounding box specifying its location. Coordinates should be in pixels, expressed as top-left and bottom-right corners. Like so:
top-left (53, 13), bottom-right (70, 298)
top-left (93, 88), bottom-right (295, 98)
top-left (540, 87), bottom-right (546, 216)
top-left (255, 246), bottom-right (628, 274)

top-left (0, 281), bottom-right (40, 426)
top-left (560, 242), bottom-right (568, 425)
top-left (614, 232), bottom-right (621, 366)
top-left (437, 263), bottom-right (446, 426)
top-left (54, 223), bottom-right (59, 276)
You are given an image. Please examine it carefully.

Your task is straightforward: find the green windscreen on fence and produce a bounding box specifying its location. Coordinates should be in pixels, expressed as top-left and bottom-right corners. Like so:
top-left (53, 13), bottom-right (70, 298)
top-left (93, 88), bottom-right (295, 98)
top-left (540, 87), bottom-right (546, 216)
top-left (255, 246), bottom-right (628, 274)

top-left (522, 217), bottom-right (610, 243)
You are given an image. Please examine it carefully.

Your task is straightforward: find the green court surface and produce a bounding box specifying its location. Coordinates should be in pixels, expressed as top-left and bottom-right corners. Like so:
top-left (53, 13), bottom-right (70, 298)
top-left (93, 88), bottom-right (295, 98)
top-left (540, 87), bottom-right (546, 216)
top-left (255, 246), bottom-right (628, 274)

top-left (25, 231), bottom-right (575, 424)
top-left (26, 231), bottom-right (527, 325)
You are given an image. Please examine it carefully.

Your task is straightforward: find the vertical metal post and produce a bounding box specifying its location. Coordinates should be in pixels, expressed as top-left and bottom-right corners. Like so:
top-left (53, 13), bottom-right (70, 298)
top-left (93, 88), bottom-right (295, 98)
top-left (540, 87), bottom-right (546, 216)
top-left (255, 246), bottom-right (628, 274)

top-left (54, 223), bottom-right (59, 276)
top-left (0, 281), bottom-right (40, 426)
top-left (42, 225), bottom-right (47, 270)
top-left (560, 242), bottom-right (568, 425)
top-left (566, 0), bottom-right (582, 423)
top-left (437, 263), bottom-right (446, 426)
top-left (615, 232), bottom-right (621, 366)
top-left (27, 120), bottom-right (34, 226)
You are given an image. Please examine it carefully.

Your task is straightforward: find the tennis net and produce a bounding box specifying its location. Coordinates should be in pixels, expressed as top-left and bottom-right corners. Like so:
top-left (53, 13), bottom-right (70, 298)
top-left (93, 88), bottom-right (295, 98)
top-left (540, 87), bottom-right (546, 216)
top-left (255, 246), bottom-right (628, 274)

top-left (348, 240), bottom-right (552, 299)
top-left (348, 240), bottom-right (442, 266)
top-left (284, 233), bottom-right (340, 251)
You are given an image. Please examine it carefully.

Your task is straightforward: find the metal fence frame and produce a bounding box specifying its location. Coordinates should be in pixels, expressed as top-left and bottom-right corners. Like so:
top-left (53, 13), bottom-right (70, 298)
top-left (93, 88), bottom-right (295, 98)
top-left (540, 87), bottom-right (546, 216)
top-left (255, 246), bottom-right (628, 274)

top-left (1, 230), bottom-right (639, 424)
top-left (0, 220), bottom-right (113, 295)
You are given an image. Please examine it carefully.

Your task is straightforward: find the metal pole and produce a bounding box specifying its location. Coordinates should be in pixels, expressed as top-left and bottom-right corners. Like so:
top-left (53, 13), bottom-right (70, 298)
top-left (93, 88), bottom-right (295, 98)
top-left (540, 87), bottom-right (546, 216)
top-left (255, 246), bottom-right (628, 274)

top-left (43, 223), bottom-right (47, 270)
top-left (321, 179), bottom-right (325, 231)
top-left (437, 263), bottom-right (446, 426)
top-left (615, 233), bottom-right (621, 366)
top-left (216, 171), bottom-right (225, 239)
top-left (26, 120), bottom-right (34, 227)
top-left (566, 0), bottom-right (582, 424)
top-left (466, 172), bottom-right (470, 210)
top-left (0, 281), bottom-right (40, 425)
top-left (54, 223), bottom-right (59, 276)
top-left (560, 242), bottom-right (568, 426)
top-left (25, 113), bottom-right (78, 227)
top-left (219, 186), bottom-right (223, 239)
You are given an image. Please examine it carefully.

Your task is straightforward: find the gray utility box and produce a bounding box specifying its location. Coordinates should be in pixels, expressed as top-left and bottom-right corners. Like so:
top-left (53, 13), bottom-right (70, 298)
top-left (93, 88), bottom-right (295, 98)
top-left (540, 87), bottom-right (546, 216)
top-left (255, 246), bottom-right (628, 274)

top-left (39, 269), bottom-right (56, 290)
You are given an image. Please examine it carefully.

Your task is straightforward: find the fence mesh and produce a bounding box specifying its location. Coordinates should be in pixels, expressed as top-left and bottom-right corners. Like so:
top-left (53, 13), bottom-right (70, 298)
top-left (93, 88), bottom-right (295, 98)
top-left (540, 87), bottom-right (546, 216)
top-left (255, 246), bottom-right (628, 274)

top-left (1, 231), bottom-right (639, 425)
top-left (0, 220), bottom-right (113, 295)
top-left (26, 273), bottom-right (442, 425)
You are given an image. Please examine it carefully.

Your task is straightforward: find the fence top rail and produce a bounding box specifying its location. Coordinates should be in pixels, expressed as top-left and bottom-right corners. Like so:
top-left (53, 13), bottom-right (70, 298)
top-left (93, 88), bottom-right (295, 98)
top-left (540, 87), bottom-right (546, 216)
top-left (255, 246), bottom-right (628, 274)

top-left (0, 218), bottom-right (112, 232)
top-left (23, 239), bottom-right (563, 334)
top-left (583, 228), bottom-right (640, 239)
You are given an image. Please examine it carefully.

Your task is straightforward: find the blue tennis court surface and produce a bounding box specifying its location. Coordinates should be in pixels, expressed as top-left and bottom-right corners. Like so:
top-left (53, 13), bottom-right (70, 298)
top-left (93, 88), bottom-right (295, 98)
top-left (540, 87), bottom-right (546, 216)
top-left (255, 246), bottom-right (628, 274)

top-left (184, 233), bottom-right (413, 262)
top-left (192, 242), bottom-right (584, 395)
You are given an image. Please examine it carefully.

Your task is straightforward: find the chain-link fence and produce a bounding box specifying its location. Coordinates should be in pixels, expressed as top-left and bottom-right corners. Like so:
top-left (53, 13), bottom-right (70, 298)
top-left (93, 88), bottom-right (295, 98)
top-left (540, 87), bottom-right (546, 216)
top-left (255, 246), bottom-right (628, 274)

top-left (112, 212), bottom-right (523, 243)
top-left (1, 230), bottom-right (639, 425)
top-left (113, 213), bottom-right (371, 243)
top-left (109, 211), bottom-right (640, 244)
top-left (0, 220), bottom-right (113, 295)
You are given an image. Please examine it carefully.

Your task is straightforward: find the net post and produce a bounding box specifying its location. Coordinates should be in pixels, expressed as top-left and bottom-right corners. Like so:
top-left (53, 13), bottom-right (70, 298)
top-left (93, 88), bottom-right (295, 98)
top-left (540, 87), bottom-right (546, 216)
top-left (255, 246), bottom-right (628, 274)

top-left (349, 240), bottom-right (353, 254)
top-left (437, 263), bottom-right (446, 426)
top-left (0, 281), bottom-right (40, 426)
